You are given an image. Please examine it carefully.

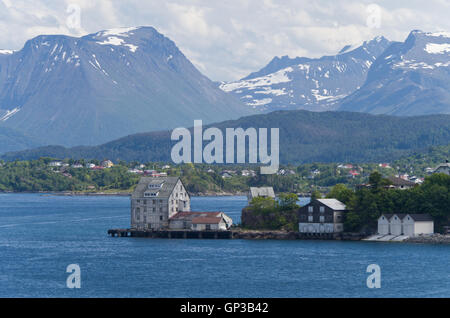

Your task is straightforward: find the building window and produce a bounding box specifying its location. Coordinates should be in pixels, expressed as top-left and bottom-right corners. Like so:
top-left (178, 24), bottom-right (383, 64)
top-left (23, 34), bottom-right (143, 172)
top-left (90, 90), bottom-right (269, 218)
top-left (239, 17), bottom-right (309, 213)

top-left (308, 206), bottom-right (313, 213)
top-left (320, 216), bottom-right (325, 223)
top-left (320, 206), bottom-right (325, 213)
top-left (160, 216), bottom-right (163, 221)
top-left (308, 216), bottom-right (313, 222)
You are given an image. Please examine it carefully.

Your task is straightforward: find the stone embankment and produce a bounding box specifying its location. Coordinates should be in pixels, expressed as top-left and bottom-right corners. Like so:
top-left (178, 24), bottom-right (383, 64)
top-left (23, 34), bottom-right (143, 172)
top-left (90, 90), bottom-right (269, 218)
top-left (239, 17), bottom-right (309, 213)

top-left (231, 229), bottom-right (365, 241)
top-left (405, 234), bottom-right (450, 244)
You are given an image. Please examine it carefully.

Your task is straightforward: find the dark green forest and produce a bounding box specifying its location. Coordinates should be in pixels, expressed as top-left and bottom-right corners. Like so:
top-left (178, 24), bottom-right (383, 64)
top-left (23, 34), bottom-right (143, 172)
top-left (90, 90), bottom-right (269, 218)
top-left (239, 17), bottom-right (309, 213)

top-left (2, 110), bottom-right (450, 164)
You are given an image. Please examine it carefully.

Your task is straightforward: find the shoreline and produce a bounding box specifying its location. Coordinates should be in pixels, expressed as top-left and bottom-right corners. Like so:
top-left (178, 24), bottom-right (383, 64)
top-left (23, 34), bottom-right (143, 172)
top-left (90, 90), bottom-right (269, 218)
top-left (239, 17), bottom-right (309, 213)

top-left (0, 190), bottom-right (246, 197)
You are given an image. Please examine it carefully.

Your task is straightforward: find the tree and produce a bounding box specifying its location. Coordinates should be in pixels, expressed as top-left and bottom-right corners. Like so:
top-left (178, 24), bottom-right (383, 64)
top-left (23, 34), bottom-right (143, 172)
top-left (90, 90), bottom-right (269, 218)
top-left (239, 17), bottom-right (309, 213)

top-left (369, 171), bottom-right (383, 190)
top-left (278, 193), bottom-right (299, 210)
top-left (310, 190), bottom-right (322, 201)
top-left (326, 184), bottom-right (355, 205)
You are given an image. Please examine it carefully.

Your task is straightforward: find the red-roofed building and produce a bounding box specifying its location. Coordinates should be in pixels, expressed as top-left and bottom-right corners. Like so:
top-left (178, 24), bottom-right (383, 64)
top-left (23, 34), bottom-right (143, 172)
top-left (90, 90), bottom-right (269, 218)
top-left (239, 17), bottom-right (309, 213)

top-left (169, 212), bottom-right (232, 231)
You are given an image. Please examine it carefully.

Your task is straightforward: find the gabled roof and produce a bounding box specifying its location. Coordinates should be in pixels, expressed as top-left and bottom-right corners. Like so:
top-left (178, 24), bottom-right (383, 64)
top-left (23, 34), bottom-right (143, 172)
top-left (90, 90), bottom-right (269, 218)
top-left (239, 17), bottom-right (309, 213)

top-left (391, 214), bottom-right (407, 220)
top-left (169, 212), bottom-right (222, 220)
top-left (192, 217), bottom-right (224, 224)
top-left (316, 199), bottom-right (347, 211)
top-left (132, 177), bottom-right (180, 198)
top-left (387, 176), bottom-right (415, 187)
top-left (249, 187), bottom-right (275, 199)
top-left (407, 214), bottom-right (434, 222)
top-left (433, 162), bottom-right (450, 172)
top-left (379, 214), bottom-right (393, 220)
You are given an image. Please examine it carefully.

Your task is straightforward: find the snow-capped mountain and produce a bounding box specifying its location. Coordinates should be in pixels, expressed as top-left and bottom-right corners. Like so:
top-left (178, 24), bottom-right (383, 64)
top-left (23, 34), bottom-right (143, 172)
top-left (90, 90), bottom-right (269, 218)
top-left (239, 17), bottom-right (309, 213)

top-left (220, 36), bottom-right (391, 112)
top-left (0, 27), bottom-right (252, 147)
top-left (339, 30), bottom-right (450, 115)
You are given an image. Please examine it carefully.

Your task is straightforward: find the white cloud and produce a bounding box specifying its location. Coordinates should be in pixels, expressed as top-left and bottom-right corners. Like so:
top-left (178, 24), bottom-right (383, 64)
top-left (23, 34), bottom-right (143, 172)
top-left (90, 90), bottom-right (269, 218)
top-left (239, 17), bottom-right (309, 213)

top-left (0, 0), bottom-right (449, 81)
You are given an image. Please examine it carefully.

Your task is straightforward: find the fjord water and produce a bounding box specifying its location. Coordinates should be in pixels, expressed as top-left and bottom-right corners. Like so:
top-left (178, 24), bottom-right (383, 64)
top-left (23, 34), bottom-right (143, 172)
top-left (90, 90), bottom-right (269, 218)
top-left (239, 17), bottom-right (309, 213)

top-left (0, 194), bottom-right (448, 298)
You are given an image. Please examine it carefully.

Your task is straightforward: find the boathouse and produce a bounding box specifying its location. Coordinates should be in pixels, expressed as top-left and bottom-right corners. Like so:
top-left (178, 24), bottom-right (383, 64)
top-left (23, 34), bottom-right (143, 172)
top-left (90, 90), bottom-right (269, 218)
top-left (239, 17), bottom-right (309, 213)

top-left (377, 214), bottom-right (434, 236)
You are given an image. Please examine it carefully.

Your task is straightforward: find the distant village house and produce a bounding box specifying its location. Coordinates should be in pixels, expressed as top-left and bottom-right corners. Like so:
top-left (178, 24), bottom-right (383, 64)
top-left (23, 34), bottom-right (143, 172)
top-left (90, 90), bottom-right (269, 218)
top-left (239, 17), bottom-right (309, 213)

top-left (433, 161), bottom-right (450, 175)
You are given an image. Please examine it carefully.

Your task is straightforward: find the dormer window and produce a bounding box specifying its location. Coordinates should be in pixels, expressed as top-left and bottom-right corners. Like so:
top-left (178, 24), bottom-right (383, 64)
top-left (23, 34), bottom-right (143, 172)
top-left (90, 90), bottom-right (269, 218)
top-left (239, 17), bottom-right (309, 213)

top-left (148, 182), bottom-right (164, 189)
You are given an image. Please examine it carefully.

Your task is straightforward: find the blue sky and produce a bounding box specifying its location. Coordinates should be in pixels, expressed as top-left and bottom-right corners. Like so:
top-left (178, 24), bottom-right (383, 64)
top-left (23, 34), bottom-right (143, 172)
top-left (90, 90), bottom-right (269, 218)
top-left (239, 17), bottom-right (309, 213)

top-left (0, 0), bottom-right (449, 81)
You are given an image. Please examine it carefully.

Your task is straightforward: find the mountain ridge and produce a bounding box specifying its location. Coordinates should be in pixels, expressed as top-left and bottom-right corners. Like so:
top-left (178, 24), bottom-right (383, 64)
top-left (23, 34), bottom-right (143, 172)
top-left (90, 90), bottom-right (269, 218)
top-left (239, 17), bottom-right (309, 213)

top-left (338, 30), bottom-right (450, 115)
top-left (220, 36), bottom-right (392, 112)
top-left (2, 110), bottom-right (450, 164)
top-left (0, 26), bottom-right (253, 148)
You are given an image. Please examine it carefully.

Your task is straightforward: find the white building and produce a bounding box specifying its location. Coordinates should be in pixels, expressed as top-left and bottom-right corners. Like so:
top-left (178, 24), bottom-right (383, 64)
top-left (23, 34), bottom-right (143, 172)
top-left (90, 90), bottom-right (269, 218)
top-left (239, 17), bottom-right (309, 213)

top-left (169, 212), bottom-right (233, 231)
top-left (377, 214), bottom-right (391, 235)
top-left (377, 214), bottom-right (434, 236)
top-left (131, 177), bottom-right (190, 230)
top-left (402, 214), bottom-right (434, 236)
top-left (247, 187), bottom-right (275, 203)
top-left (433, 162), bottom-right (450, 175)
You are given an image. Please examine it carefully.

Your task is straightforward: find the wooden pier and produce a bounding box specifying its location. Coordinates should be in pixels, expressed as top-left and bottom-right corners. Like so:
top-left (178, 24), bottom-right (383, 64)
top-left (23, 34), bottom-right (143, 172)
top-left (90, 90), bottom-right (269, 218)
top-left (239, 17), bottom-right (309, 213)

top-left (108, 229), bottom-right (364, 241)
top-left (108, 229), bottom-right (233, 239)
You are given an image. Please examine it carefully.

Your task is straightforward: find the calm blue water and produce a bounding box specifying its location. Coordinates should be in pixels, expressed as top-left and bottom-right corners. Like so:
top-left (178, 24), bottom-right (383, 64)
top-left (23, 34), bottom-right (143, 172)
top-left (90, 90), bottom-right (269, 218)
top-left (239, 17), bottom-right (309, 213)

top-left (0, 193), bottom-right (448, 298)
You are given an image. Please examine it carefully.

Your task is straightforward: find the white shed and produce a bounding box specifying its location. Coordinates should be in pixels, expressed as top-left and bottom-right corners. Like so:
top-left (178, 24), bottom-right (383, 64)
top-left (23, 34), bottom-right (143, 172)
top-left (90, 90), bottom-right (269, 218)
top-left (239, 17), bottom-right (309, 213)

top-left (402, 214), bottom-right (434, 236)
top-left (377, 214), bottom-right (392, 235)
top-left (390, 214), bottom-right (405, 236)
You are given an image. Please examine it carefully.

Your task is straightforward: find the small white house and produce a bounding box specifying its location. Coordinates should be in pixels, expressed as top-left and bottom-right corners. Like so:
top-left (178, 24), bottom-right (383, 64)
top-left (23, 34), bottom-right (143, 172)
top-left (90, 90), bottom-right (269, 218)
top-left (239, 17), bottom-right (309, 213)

top-left (378, 214), bottom-right (434, 236)
top-left (402, 214), bottom-right (434, 236)
top-left (377, 214), bottom-right (392, 235)
top-left (390, 214), bottom-right (404, 236)
top-left (433, 162), bottom-right (450, 175)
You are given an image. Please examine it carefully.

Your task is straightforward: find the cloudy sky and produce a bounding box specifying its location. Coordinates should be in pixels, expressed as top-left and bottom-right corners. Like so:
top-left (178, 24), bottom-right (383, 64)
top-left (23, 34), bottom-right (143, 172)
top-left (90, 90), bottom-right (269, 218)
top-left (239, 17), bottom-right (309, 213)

top-left (0, 0), bottom-right (449, 81)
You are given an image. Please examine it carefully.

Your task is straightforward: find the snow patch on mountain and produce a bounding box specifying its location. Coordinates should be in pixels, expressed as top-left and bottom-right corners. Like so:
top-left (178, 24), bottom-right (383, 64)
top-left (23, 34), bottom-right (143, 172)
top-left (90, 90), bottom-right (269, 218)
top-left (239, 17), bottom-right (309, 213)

top-left (0, 49), bottom-right (13, 55)
top-left (96, 27), bottom-right (140, 52)
top-left (424, 43), bottom-right (450, 54)
top-left (220, 67), bottom-right (293, 92)
top-left (220, 36), bottom-right (391, 112)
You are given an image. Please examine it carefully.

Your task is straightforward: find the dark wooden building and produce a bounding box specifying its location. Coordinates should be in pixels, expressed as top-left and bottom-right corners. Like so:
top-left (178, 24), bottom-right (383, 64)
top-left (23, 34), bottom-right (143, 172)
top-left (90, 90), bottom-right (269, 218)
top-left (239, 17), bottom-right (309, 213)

top-left (298, 199), bottom-right (348, 233)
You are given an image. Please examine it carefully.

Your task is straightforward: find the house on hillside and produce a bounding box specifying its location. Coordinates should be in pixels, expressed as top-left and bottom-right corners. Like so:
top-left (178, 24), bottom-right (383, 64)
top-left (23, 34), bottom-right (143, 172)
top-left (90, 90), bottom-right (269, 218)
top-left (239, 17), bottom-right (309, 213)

top-left (101, 160), bottom-right (114, 168)
top-left (169, 212), bottom-right (233, 231)
top-left (386, 176), bottom-right (416, 190)
top-left (298, 199), bottom-right (348, 234)
top-left (49, 161), bottom-right (63, 167)
top-left (131, 177), bottom-right (190, 230)
top-left (433, 161), bottom-right (450, 175)
top-left (377, 214), bottom-right (434, 236)
top-left (247, 187), bottom-right (276, 203)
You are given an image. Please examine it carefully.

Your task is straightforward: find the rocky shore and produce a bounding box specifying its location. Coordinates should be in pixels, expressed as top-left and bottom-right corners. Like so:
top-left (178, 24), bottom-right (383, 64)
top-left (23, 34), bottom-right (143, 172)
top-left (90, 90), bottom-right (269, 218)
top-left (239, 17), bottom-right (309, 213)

top-left (231, 229), bottom-right (365, 241)
top-left (405, 234), bottom-right (450, 244)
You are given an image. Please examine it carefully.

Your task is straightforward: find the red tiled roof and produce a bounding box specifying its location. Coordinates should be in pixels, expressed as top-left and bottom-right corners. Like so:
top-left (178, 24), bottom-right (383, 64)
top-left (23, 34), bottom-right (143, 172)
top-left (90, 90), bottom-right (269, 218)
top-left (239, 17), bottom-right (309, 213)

top-left (192, 217), bottom-right (223, 224)
top-left (169, 212), bottom-right (222, 220)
